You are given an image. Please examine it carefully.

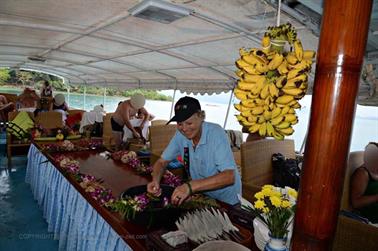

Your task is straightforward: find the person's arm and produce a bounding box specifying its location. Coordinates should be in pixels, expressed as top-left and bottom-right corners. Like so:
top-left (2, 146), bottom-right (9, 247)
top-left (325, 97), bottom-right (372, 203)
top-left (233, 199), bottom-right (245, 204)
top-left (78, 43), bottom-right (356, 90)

top-left (138, 107), bottom-right (150, 128)
top-left (350, 168), bottom-right (378, 209)
top-left (122, 104), bottom-right (140, 137)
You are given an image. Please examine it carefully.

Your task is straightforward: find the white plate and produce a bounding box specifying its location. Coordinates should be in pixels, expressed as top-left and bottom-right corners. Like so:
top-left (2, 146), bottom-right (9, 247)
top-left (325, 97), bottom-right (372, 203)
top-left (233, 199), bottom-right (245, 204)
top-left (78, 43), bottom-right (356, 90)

top-left (193, 240), bottom-right (251, 251)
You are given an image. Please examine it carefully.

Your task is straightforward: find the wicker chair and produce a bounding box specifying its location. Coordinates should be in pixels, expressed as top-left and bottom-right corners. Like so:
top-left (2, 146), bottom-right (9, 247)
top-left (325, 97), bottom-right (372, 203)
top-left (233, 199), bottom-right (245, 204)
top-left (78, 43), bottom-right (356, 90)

top-left (240, 139), bottom-right (295, 202)
top-left (102, 113), bottom-right (114, 147)
top-left (151, 119), bottom-right (168, 126)
top-left (149, 124), bottom-right (177, 162)
top-left (332, 215), bottom-right (378, 251)
top-left (34, 111), bottom-right (63, 129)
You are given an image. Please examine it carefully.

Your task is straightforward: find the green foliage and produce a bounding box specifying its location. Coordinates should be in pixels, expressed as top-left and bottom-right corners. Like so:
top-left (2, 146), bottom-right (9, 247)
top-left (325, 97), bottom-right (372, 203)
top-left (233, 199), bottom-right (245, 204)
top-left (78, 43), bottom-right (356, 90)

top-left (0, 69), bottom-right (10, 84)
top-left (0, 68), bottom-right (172, 101)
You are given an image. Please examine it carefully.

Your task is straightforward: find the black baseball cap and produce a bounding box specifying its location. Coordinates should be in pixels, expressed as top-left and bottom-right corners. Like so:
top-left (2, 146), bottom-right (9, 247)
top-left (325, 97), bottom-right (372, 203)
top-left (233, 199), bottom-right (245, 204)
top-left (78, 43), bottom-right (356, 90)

top-left (167, 96), bottom-right (202, 124)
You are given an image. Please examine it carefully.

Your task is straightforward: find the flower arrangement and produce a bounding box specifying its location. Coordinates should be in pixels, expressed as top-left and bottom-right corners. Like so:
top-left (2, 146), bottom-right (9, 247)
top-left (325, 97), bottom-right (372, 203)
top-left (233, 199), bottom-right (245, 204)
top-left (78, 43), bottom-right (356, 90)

top-left (42, 139), bottom-right (103, 152)
top-left (54, 155), bottom-right (114, 205)
top-left (110, 151), bottom-right (183, 187)
top-left (109, 193), bottom-right (219, 221)
top-left (243, 185), bottom-right (297, 239)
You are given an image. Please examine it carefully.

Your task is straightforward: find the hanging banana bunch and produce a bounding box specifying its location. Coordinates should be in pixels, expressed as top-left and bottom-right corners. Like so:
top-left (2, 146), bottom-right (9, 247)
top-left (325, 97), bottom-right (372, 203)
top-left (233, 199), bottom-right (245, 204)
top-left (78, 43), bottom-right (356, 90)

top-left (234, 23), bottom-right (316, 140)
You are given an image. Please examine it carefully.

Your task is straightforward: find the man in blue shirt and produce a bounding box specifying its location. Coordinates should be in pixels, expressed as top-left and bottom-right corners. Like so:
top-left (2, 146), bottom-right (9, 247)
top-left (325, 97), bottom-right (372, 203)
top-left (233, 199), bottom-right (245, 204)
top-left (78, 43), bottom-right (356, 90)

top-left (147, 96), bottom-right (241, 205)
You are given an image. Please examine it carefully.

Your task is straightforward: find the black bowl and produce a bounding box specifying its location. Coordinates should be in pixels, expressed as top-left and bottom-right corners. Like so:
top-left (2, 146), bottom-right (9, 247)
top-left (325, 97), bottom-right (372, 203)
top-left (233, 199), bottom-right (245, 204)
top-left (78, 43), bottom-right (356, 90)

top-left (120, 185), bottom-right (183, 229)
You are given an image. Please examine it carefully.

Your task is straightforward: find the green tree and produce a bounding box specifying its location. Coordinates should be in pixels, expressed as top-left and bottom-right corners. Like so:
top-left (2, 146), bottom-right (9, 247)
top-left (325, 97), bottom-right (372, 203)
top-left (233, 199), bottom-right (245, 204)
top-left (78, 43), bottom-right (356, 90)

top-left (0, 68), bottom-right (10, 84)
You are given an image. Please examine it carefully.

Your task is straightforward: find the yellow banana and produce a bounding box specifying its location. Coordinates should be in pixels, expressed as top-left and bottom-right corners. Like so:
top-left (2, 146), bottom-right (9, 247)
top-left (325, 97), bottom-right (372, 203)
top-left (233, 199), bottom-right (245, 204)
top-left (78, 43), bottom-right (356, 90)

top-left (282, 87), bottom-right (304, 96)
top-left (275, 121), bottom-right (291, 129)
top-left (241, 109), bottom-right (252, 117)
top-left (293, 39), bottom-right (303, 61)
top-left (237, 80), bottom-right (256, 91)
top-left (258, 122), bottom-right (267, 136)
top-left (234, 88), bottom-right (249, 100)
top-left (291, 60), bottom-right (312, 71)
top-left (277, 60), bottom-right (289, 75)
top-left (255, 63), bottom-right (269, 74)
top-left (243, 74), bottom-right (266, 83)
top-left (247, 92), bottom-right (259, 99)
top-left (251, 106), bottom-right (264, 115)
top-left (286, 52), bottom-right (298, 65)
top-left (247, 115), bottom-right (258, 123)
top-left (234, 103), bottom-right (246, 112)
top-left (235, 59), bottom-right (251, 70)
top-left (275, 75), bottom-right (287, 88)
top-left (303, 50), bottom-right (316, 60)
top-left (276, 95), bottom-right (294, 104)
top-left (266, 122), bottom-right (275, 137)
top-left (245, 65), bottom-right (263, 75)
top-left (272, 131), bottom-right (284, 140)
top-left (278, 127), bottom-right (295, 136)
top-left (291, 117), bottom-right (299, 125)
top-left (287, 68), bottom-right (305, 80)
top-left (261, 36), bottom-right (271, 48)
top-left (268, 83), bottom-right (279, 97)
top-left (260, 83), bottom-right (270, 99)
top-left (241, 99), bottom-right (257, 108)
top-left (235, 69), bottom-right (244, 78)
top-left (287, 99), bottom-right (301, 108)
top-left (239, 47), bottom-right (249, 57)
top-left (284, 114), bottom-right (298, 122)
top-left (288, 108), bottom-right (296, 114)
top-left (280, 106), bottom-right (291, 116)
top-left (268, 53), bottom-right (284, 70)
top-left (242, 54), bottom-right (264, 66)
top-left (263, 109), bottom-right (272, 121)
top-left (249, 123), bottom-right (260, 133)
top-left (271, 106), bottom-right (282, 119)
top-left (257, 115), bottom-right (266, 124)
top-left (271, 115), bottom-right (284, 126)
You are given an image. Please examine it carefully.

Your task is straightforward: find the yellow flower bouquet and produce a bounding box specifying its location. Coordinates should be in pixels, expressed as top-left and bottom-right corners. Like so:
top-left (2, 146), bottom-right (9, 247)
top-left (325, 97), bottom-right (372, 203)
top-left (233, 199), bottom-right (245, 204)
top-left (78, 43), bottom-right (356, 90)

top-left (244, 185), bottom-right (297, 239)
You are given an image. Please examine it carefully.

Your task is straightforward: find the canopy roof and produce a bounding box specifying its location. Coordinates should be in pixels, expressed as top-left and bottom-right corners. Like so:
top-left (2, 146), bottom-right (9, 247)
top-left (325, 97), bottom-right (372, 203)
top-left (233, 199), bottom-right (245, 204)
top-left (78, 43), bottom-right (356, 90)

top-left (0, 0), bottom-right (377, 105)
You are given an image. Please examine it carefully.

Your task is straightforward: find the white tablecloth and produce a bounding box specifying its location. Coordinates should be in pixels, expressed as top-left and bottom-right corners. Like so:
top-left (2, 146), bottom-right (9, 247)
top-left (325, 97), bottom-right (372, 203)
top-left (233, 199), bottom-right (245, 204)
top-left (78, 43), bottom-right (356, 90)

top-left (79, 111), bottom-right (104, 133)
top-left (122, 119), bottom-right (150, 141)
top-left (25, 145), bottom-right (131, 251)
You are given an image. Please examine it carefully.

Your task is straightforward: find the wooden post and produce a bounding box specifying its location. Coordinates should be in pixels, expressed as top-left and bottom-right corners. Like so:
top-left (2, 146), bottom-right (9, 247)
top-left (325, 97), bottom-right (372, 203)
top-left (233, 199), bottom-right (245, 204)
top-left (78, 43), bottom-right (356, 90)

top-left (292, 1), bottom-right (373, 250)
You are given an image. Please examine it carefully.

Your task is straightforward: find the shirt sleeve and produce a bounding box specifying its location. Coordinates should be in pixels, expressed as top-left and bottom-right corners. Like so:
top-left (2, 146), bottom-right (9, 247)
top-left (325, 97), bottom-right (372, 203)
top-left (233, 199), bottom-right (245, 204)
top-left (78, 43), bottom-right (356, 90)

top-left (212, 127), bottom-right (237, 172)
top-left (161, 131), bottom-right (181, 161)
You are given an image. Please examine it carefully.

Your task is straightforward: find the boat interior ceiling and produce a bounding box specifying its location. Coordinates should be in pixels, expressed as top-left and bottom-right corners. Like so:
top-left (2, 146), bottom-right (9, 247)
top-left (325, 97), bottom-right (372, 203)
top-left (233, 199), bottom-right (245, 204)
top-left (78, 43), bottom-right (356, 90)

top-left (0, 0), bottom-right (377, 105)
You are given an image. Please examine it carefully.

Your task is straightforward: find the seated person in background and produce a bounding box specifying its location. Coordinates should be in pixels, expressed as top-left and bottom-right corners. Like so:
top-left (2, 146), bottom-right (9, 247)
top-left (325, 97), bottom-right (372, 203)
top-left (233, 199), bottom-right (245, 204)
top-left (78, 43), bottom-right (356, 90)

top-left (40, 80), bottom-right (53, 97)
top-left (0, 94), bottom-right (15, 122)
top-left (350, 142), bottom-right (378, 223)
top-left (52, 93), bottom-right (69, 123)
top-left (17, 88), bottom-right (40, 112)
top-left (111, 93), bottom-right (150, 147)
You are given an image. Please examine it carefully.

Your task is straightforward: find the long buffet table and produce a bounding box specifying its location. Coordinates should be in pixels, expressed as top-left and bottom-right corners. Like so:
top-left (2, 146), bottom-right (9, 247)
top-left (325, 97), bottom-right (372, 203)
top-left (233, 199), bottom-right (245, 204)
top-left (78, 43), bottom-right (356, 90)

top-left (25, 143), bottom-right (256, 251)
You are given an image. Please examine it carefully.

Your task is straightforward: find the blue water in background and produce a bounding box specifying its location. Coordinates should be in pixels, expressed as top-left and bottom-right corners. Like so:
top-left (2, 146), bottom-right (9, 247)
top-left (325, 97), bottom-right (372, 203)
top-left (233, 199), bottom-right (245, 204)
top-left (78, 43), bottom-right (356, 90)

top-left (2, 88), bottom-right (377, 151)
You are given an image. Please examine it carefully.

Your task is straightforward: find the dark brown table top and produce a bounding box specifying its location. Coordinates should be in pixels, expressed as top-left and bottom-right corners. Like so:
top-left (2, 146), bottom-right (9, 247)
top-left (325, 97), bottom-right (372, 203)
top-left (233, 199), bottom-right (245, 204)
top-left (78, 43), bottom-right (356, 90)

top-left (33, 143), bottom-right (257, 251)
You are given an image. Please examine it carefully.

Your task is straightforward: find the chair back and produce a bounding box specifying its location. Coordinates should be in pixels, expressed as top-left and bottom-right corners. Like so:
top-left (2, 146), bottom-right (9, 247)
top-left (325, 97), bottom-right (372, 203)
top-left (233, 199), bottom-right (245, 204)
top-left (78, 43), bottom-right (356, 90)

top-left (149, 124), bottom-right (177, 156)
top-left (0, 92), bottom-right (18, 104)
top-left (102, 112), bottom-right (114, 146)
top-left (151, 119), bottom-right (168, 126)
top-left (35, 111), bottom-right (63, 129)
top-left (340, 151), bottom-right (364, 210)
top-left (241, 139), bottom-right (295, 187)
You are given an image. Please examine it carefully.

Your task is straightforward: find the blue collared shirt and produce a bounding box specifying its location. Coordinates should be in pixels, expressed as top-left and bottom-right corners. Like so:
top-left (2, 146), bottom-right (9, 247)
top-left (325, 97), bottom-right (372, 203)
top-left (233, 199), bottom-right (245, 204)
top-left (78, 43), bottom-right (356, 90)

top-left (162, 122), bottom-right (242, 205)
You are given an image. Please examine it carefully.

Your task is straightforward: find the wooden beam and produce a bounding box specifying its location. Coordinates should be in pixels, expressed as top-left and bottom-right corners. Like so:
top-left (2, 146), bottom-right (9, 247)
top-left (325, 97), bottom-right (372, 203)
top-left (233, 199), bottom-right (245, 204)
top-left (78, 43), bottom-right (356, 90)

top-left (291, 0), bottom-right (373, 250)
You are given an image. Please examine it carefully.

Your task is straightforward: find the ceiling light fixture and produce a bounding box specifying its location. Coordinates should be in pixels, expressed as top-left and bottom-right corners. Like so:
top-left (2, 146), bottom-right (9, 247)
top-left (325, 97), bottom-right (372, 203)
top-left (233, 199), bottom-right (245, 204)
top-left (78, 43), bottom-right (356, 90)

top-left (129, 0), bottom-right (193, 24)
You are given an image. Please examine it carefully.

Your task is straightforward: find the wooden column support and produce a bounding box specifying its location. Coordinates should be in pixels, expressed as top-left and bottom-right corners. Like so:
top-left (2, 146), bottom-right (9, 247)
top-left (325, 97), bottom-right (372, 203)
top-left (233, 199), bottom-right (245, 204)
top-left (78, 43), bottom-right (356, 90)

top-left (292, 1), bottom-right (373, 250)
